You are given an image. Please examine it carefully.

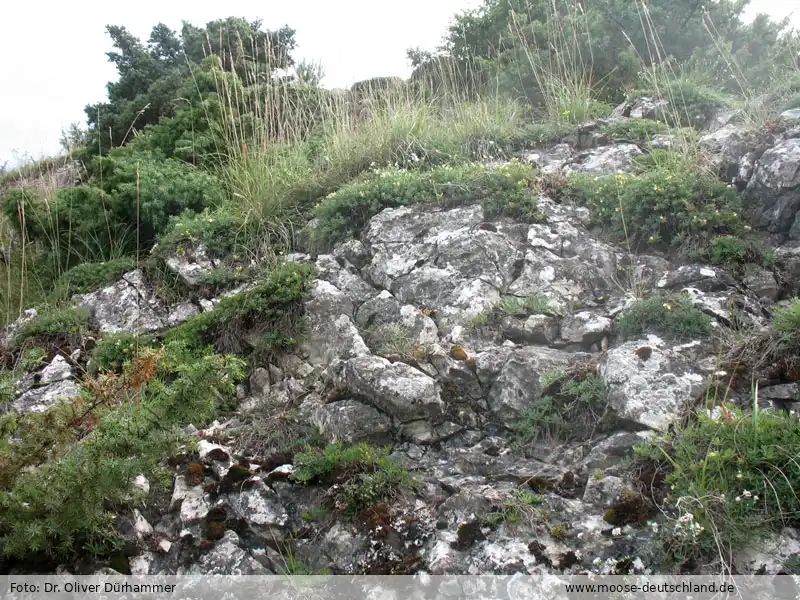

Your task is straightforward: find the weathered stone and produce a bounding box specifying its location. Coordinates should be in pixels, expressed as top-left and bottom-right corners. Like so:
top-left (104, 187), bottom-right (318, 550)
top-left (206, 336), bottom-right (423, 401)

top-left (582, 475), bottom-right (636, 508)
top-left (183, 530), bottom-right (270, 575)
top-left (133, 509), bottom-right (154, 541)
top-left (744, 138), bottom-right (800, 239)
top-left (600, 336), bottom-right (706, 430)
top-left (559, 312), bottom-right (612, 346)
top-left (332, 239), bottom-right (371, 270)
top-left (311, 399), bottom-right (393, 445)
top-left (656, 265), bottom-right (734, 292)
top-left (355, 290), bottom-right (402, 328)
top-left (524, 143), bottom-right (573, 174)
top-left (249, 368), bottom-right (271, 397)
top-left (12, 380), bottom-right (78, 413)
top-left (315, 254), bottom-right (377, 304)
top-left (700, 124), bottom-right (752, 181)
top-left (166, 302), bottom-right (199, 327)
top-left (582, 432), bottom-right (653, 471)
top-left (301, 280), bottom-right (368, 367)
top-left (780, 108), bottom-right (800, 122)
top-left (742, 269), bottom-right (780, 301)
top-left (75, 270), bottom-right (164, 333)
top-left (566, 144), bottom-right (643, 175)
top-left (399, 304), bottom-right (439, 345)
top-left (178, 484), bottom-right (209, 527)
top-left (504, 314), bottom-right (559, 345)
top-left (336, 355), bottom-right (443, 422)
top-left (132, 475), bottom-right (151, 496)
top-left (733, 528), bottom-right (800, 575)
top-left (611, 97), bottom-right (669, 121)
top-left (164, 245), bottom-right (215, 287)
top-left (39, 355), bottom-right (72, 384)
top-left (228, 480), bottom-right (289, 540)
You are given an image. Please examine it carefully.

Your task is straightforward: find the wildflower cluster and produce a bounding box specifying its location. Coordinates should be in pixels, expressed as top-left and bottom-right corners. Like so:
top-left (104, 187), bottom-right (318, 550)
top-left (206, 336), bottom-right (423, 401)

top-left (562, 167), bottom-right (745, 253)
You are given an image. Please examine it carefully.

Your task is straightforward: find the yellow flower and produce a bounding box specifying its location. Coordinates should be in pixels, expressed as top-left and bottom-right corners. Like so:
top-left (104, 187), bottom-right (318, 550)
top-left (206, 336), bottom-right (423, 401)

top-left (663, 303), bottom-right (672, 311)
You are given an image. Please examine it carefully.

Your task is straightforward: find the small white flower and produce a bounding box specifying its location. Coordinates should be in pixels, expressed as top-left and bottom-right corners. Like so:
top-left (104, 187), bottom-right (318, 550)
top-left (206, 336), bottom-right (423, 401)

top-left (612, 527), bottom-right (622, 537)
top-left (577, 532), bottom-right (586, 540)
top-left (743, 490), bottom-right (752, 499)
top-left (736, 472), bottom-right (743, 479)
top-left (753, 495), bottom-right (759, 501)
top-left (735, 496), bottom-right (742, 503)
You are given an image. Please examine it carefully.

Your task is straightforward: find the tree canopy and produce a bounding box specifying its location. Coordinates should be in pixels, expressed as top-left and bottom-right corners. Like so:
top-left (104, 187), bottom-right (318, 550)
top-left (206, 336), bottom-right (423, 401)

top-left (412, 0), bottom-right (797, 104)
top-left (85, 18), bottom-right (296, 155)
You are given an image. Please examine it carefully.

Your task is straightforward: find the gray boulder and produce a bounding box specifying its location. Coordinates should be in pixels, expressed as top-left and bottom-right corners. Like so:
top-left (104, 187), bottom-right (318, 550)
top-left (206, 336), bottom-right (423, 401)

top-left (566, 144), bottom-right (643, 175)
top-left (75, 270), bottom-right (165, 333)
top-left (600, 336), bottom-right (706, 430)
top-left (335, 355), bottom-right (443, 422)
top-left (744, 138), bottom-right (800, 239)
top-left (311, 399), bottom-right (393, 445)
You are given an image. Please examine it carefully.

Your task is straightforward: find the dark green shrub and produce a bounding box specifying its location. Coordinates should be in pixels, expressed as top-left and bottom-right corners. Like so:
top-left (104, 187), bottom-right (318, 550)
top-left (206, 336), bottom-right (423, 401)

top-left (616, 294), bottom-right (713, 341)
top-left (1, 186), bottom-right (130, 265)
top-left (0, 342), bottom-right (246, 560)
top-left (154, 207), bottom-right (261, 262)
top-left (564, 169), bottom-right (744, 252)
top-left (166, 261), bottom-right (314, 358)
top-left (2, 151), bottom-right (224, 263)
top-left (292, 442), bottom-right (412, 513)
top-left (91, 333), bottom-right (156, 373)
top-left (702, 235), bottom-right (772, 275)
top-left (312, 161), bottom-right (541, 250)
top-left (12, 306), bottom-right (91, 349)
top-left (94, 149), bottom-right (224, 242)
top-left (50, 258), bottom-right (136, 301)
top-left (635, 407), bottom-right (800, 569)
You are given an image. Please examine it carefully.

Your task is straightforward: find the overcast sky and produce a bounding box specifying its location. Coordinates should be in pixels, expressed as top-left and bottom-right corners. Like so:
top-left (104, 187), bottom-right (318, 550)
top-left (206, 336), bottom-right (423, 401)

top-left (0, 0), bottom-right (796, 165)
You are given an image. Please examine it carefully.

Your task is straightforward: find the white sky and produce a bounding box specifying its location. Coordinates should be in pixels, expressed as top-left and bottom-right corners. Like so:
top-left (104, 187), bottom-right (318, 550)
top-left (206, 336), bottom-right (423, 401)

top-left (0, 0), bottom-right (796, 165)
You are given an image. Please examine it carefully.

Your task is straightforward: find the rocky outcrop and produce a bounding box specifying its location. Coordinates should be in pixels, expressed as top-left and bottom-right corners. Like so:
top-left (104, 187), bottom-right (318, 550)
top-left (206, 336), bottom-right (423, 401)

top-left (744, 137), bottom-right (800, 239)
top-left (5, 99), bottom-right (800, 577)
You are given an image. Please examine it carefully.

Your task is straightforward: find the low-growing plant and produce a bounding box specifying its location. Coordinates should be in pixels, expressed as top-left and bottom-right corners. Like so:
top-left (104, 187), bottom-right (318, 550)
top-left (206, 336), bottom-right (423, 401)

top-left (49, 258), bottom-right (136, 301)
top-left (0, 348), bottom-right (49, 406)
top-left (616, 294), bottom-right (713, 341)
top-left (602, 119), bottom-right (666, 141)
top-left (238, 403), bottom-right (325, 458)
top-left (153, 207), bottom-right (262, 263)
top-left (496, 294), bottom-right (556, 317)
top-left (0, 342), bottom-right (246, 560)
top-left (482, 487), bottom-right (545, 528)
top-left (12, 305), bottom-right (91, 350)
top-left (312, 161), bottom-right (542, 250)
top-left (468, 294), bottom-right (558, 333)
top-left (514, 370), bottom-right (609, 449)
top-left (634, 405), bottom-right (800, 571)
top-left (361, 323), bottom-right (430, 362)
top-left (772, 298), bottom-right (800, 355)
top-left (632, 77), bottom-right (729, 129)
top-left (700, 235), bottom-right (772, 276)
top-left (91, 333), bottom-right (157, 373)
top-left (291, 442), bottom-right (413, 514)
top-left (166, 261), bottom-right (314, 359)
top-left (0, 372), bottom-right (15, 406)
